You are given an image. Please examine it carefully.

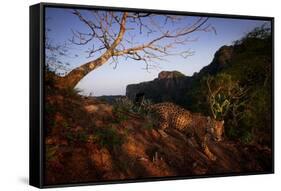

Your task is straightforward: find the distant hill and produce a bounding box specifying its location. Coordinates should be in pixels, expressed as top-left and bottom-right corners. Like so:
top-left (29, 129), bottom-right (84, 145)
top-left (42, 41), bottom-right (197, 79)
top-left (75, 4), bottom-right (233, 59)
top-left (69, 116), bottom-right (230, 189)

top-left (95, 95), bottom-right (125, 104)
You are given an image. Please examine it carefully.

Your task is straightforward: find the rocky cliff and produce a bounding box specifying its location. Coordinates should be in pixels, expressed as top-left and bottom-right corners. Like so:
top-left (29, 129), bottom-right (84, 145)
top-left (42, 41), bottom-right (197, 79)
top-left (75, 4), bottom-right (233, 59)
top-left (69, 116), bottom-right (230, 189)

top-left (198, 45), bottom-right (234, 76)
top-left (158, 71), bottom-right (186, 79)
top-left (126, 72), bottom-right (193, 104)
top-left (126, 45), bottom-right (234, 104)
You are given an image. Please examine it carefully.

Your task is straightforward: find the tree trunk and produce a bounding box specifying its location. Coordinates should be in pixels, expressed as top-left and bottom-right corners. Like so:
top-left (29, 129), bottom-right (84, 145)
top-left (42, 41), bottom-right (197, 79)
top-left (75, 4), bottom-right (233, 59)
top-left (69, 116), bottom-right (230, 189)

top-left (58, 52), bottom-right (111, 89)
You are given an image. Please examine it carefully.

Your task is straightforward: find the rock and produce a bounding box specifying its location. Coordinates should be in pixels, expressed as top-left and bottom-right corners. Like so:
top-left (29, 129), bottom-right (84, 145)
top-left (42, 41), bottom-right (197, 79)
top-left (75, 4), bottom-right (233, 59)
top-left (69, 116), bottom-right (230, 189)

top-left (84, 103), bottom-right (113, 114)
top-left (84, 105), bottom-right (99, 113)
top-left (158, 71), bottom-right (185, 79)
top-left (126, 73), bottom-right (193, 104)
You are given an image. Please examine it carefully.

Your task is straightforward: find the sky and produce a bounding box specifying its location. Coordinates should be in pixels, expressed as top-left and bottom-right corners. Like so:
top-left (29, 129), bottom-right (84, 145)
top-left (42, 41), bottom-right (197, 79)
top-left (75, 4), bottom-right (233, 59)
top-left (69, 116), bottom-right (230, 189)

top-left (45, 7), bottom-right (270, 96)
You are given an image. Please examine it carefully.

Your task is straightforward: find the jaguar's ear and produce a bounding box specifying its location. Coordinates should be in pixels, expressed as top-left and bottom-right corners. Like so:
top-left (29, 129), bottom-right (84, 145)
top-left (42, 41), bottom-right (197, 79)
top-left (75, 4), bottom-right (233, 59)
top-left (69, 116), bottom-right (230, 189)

top-left (222, 120), bottom-right (224, 125)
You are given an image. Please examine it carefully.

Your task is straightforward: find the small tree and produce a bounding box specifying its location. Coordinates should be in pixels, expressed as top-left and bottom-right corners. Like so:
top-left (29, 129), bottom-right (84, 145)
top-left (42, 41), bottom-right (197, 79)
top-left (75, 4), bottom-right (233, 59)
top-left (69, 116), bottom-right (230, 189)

top-left (205, 73), bottom-right (247, 121)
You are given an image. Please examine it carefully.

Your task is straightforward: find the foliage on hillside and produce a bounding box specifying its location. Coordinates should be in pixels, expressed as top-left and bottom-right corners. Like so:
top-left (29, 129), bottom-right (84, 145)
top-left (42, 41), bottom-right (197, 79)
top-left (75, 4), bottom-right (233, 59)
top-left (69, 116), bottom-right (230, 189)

top-left (184, 25), bottom-right (272, 145)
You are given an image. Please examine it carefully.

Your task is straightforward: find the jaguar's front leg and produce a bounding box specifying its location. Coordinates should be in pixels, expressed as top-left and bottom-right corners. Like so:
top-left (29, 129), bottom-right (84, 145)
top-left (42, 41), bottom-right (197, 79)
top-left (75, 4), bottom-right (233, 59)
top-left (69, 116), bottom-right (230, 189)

top-left (158, 122), bottom-right (169, 137)
top-left (201, 136), bottom-right (216, 161)
top-left (203, 145), bottom-right (217, 161)
top-left (194, 134), bottom-right (216, 161)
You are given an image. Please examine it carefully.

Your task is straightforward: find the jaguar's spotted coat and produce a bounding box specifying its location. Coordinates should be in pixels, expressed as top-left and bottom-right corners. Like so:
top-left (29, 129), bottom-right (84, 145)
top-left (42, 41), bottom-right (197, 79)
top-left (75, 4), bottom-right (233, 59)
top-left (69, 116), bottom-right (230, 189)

top-left (149, 102), bottom-right (224, 161)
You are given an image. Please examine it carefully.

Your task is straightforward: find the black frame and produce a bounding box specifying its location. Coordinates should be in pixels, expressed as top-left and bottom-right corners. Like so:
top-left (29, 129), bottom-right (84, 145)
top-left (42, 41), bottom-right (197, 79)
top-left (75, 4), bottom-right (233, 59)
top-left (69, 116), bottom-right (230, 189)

top-left (30, 2), bottom-right (275, 188)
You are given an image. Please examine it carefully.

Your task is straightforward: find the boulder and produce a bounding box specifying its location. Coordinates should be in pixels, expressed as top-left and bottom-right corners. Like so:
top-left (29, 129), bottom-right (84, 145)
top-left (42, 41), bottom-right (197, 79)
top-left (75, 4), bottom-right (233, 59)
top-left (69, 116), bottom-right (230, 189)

top-left (158, 71), bottom-right (185, 79)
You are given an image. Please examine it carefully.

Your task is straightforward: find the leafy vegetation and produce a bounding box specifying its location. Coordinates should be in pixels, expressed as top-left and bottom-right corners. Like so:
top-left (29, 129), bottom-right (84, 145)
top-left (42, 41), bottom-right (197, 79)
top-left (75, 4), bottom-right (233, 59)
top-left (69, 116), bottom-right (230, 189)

top-left (61, 87), bottom-right (82, 98)
top-left (112, 97), bottom-right (154, 121)
top-left (65, 130), bottom-right (88, 143)
top-left (113, 97), bottom-right (134, 113)
top-left (184, 25), bottom-right (272, 145)
top-left (46, 145), bottom-right (60, 162)
top-left (93, 125), bottom-right (124, 149)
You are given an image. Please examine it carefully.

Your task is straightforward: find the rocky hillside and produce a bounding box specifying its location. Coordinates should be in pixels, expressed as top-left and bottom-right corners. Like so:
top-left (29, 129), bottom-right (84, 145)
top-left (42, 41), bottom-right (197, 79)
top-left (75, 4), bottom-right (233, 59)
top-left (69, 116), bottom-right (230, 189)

top-left (45, 86), bottom-right (271, 185)
top-left (197, 46), bottom-right (234, 76)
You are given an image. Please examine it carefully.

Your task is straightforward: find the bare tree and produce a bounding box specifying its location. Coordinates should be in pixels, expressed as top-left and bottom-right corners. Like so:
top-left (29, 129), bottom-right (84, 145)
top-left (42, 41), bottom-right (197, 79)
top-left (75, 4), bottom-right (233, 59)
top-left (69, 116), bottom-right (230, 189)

top-left (53, 10), bottom-right (213, 89)
top-left (45, 21), bottom-right (71, 76)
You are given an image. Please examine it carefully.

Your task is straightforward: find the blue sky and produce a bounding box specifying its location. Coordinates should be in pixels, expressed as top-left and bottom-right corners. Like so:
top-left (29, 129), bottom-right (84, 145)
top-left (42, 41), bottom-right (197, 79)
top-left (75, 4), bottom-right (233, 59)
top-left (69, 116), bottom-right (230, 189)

top-left (46, 7), bottom-right (269, 96)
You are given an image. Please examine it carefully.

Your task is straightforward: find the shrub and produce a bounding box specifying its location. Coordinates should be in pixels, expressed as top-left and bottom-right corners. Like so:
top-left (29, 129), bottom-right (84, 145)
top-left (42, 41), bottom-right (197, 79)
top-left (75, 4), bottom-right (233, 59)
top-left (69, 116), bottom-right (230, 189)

top-left (113, 97), bottom-right (134, 113)
top-left (93, 126), bottom-right (124, 149)
top-left (65, 130), bottom-right (88, 143)
top-left (46, 145), bottom-right (59, 162)
top-left (134, 98), bottom-right (153, 116)
top-left (45, 103), bottom-right (56, 115)
top-left (61, 87), bottom-right (82, 98)
top-left (62, 121), bottom-right (70, 129)
top-left (112, 112), bottom-right (127, 123)
top-left (142, 121), bottom-right (154, 130)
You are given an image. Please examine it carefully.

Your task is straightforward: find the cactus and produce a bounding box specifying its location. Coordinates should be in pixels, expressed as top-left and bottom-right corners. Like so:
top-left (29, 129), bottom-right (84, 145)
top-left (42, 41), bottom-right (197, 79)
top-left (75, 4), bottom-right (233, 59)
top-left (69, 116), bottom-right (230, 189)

top-left (205, 73), bottom-right (247, 121)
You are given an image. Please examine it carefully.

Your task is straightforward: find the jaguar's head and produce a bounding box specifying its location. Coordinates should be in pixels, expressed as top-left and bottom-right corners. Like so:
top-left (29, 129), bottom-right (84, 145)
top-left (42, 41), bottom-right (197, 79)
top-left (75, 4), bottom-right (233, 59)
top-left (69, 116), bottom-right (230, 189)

top-left (208, 117), bottom-right (224, 142)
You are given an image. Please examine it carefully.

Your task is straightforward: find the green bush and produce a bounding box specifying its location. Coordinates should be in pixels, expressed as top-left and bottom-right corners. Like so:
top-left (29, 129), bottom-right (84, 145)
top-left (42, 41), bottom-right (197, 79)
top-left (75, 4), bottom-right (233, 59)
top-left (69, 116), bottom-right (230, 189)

top-left (93, 126), bottom-right (124, 149)
top-left (113, 97), bottom-right (134, 112)
top-left (135, 98), bottom-right (153, 116)
top-left (65, 130), bottom-right (88, 143)
top-left (112, 97), bottom-right (154, 123)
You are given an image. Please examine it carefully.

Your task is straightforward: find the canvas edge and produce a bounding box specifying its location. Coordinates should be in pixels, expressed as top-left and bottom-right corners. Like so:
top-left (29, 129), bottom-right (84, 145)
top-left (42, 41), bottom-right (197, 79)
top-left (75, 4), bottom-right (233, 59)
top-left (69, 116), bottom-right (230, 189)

top-left (29, 3), bottom-right (45, 189)
top-left (29, 2), bottom-right (275, 189)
